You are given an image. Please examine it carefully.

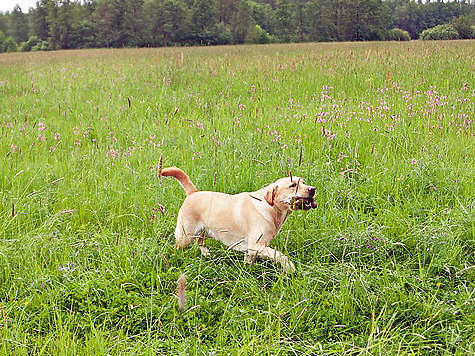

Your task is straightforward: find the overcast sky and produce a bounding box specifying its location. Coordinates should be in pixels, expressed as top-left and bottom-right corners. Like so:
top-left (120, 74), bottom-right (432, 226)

top-left (0, 0), bottom-right (37, 13)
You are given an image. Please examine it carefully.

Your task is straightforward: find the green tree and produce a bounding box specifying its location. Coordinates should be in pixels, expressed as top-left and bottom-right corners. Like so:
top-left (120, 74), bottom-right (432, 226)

top-left (0, 13), bottom-right (7, 35)
top-left (452, 15), bottom-right (474, 39)
top-left (10, 5), bottom-right (30, 44)
top-left (72, 1), bottom-right (100, 48)
top-left (418, 1), bottom-right (460, 35)
top-left (192, 0), bottom-right (218, 32)
top-left (232, 0), bottom-right (254, 43)
top-left (294, 0), bottom-right (308, 41)
top-left (347, 0), bottom-right (389, 41)
top-left (109, 0), bottom-right (133, 47)
top-left (148, 0), bottom-right (189, 46)
top-left (216, 0), bottom-right (237, 25)
top-left (0, 30), bottom-right (5, 52)
top-left (94, 0), bottom-right (118, 47)
top-left (3, 35), bottom-right (18, 52)
top-left (331, 0), bottom-right (346, 41)
top-left (58, 0), bottom-right (73, 49)
top-left (1, 30), bottom-right (18, 52)
top-left (391, 1), bottom-right (419, 38)
top-left (420, 23), bottom-right (459, 40)
top-left (31, 0), bottom-right (50, 41)
top-left (305, 0), bottom-right (335, 42)
top-left (19, 35), bottom-right (40, 51)
top-left (128, 0), bottom-right (146, 46)
top-left (47, 1), bottom-right (61, 49)
top-left (387, 27), bottom-right (411, 41)
top-left (191, 0), bottom-right (219, 44)
top-left (272, 0), bottom-right (294, 42)
top-left (214, 22), bottom-right (233, 44)
top-left (249, 2), bottom-right (272, 33)
top-left (71, 19), bottom-right (97, 48)
top-left (247, 24), bottom-right (273, 43)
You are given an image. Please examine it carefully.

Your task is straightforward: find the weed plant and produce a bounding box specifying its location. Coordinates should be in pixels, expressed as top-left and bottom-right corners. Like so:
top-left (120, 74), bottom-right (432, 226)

top-left (1, 41), bottom-right (475, 355)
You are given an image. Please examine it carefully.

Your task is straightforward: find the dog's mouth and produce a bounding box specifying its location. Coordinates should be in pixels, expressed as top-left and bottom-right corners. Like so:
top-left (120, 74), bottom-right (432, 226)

top-left (291, 196), bottom-right (317, 211)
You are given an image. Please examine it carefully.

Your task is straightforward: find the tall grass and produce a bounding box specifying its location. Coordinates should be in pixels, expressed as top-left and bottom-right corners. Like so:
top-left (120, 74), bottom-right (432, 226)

top-left (1, 41), bottom-right (475, 355)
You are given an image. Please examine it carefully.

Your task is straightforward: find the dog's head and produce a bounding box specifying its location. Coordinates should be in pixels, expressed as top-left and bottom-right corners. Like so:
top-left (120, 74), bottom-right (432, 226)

top-left (264, 176), bottom-right (317, 211)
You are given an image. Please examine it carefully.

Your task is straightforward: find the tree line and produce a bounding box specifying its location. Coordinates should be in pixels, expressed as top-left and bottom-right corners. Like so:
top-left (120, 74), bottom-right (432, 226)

top-left (0, 0), bottom-right (474, 52)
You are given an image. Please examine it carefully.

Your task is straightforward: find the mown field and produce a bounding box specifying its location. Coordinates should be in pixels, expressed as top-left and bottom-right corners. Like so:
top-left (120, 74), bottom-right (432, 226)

top-left (1, 41), bottom-right (475, 355)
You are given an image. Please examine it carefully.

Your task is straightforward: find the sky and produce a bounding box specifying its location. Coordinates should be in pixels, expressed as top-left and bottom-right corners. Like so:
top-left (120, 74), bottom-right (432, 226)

top-left (0, 0), bottom-right (37, 13)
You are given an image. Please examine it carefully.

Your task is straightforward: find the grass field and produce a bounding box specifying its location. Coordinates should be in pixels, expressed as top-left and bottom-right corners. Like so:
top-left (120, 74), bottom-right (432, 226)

top-left (1, 40), bottom-right (475, 355)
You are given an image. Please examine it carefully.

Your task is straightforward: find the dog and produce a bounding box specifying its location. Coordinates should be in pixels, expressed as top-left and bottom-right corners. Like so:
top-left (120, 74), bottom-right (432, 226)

top-left (161, 167), bottom-right (316, 272)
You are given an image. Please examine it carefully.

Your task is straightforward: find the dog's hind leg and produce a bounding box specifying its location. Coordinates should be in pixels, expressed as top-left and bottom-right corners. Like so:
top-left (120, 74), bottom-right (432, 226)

top-left (174, 217), bottom-right (201, 249)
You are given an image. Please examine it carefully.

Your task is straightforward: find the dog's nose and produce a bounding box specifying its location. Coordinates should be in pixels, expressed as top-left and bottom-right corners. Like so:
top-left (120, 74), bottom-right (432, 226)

top-left (308, 186), bottom-right (316, 197)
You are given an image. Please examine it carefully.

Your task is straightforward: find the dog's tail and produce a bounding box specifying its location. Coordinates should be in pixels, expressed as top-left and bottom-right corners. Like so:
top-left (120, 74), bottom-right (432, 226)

top-left (161, 167), bottom-right (198, 196)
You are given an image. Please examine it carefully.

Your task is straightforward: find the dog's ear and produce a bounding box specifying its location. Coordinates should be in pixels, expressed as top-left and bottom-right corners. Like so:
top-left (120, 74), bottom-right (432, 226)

top-left (264, 184), bottom-right (278, 206)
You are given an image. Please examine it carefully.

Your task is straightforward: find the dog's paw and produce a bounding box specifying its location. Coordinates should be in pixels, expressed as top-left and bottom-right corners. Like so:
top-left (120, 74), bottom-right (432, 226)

top-left (281, 258), bottom-right (295, 273)
top-left (199, 245), bottom-right (210, 259)
top-left (244, 251), bottom-right (258, 267)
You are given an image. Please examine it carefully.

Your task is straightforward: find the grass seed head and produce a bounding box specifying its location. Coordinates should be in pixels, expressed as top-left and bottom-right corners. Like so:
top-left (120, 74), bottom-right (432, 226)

top-left (158, 155), bottom-right (162, 181)
top-left (177, 274), bottom-right (186, 315)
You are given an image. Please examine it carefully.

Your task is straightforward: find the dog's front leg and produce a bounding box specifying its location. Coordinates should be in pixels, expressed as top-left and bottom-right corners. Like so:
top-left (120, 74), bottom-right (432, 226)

top-left (245, 245), bottom-right (295, 273)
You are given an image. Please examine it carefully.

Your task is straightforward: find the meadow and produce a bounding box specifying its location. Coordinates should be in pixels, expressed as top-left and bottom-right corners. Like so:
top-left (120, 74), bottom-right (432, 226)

top-left (1, 40), bottom-right (475, 355)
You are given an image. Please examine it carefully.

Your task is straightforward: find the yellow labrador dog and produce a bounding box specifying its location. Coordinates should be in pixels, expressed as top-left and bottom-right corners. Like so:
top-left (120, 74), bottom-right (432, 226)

top-left (161, 167), bottom-right (316, 272)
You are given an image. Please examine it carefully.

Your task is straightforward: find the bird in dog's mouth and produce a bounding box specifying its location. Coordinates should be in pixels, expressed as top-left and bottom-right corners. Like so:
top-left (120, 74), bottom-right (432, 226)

top-left (290, 196), bottom-right (317, 210)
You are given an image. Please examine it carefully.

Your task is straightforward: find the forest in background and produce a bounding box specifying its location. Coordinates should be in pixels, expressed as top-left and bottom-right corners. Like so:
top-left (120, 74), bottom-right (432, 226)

top-left (0, 0), bottom-right (475, 51)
